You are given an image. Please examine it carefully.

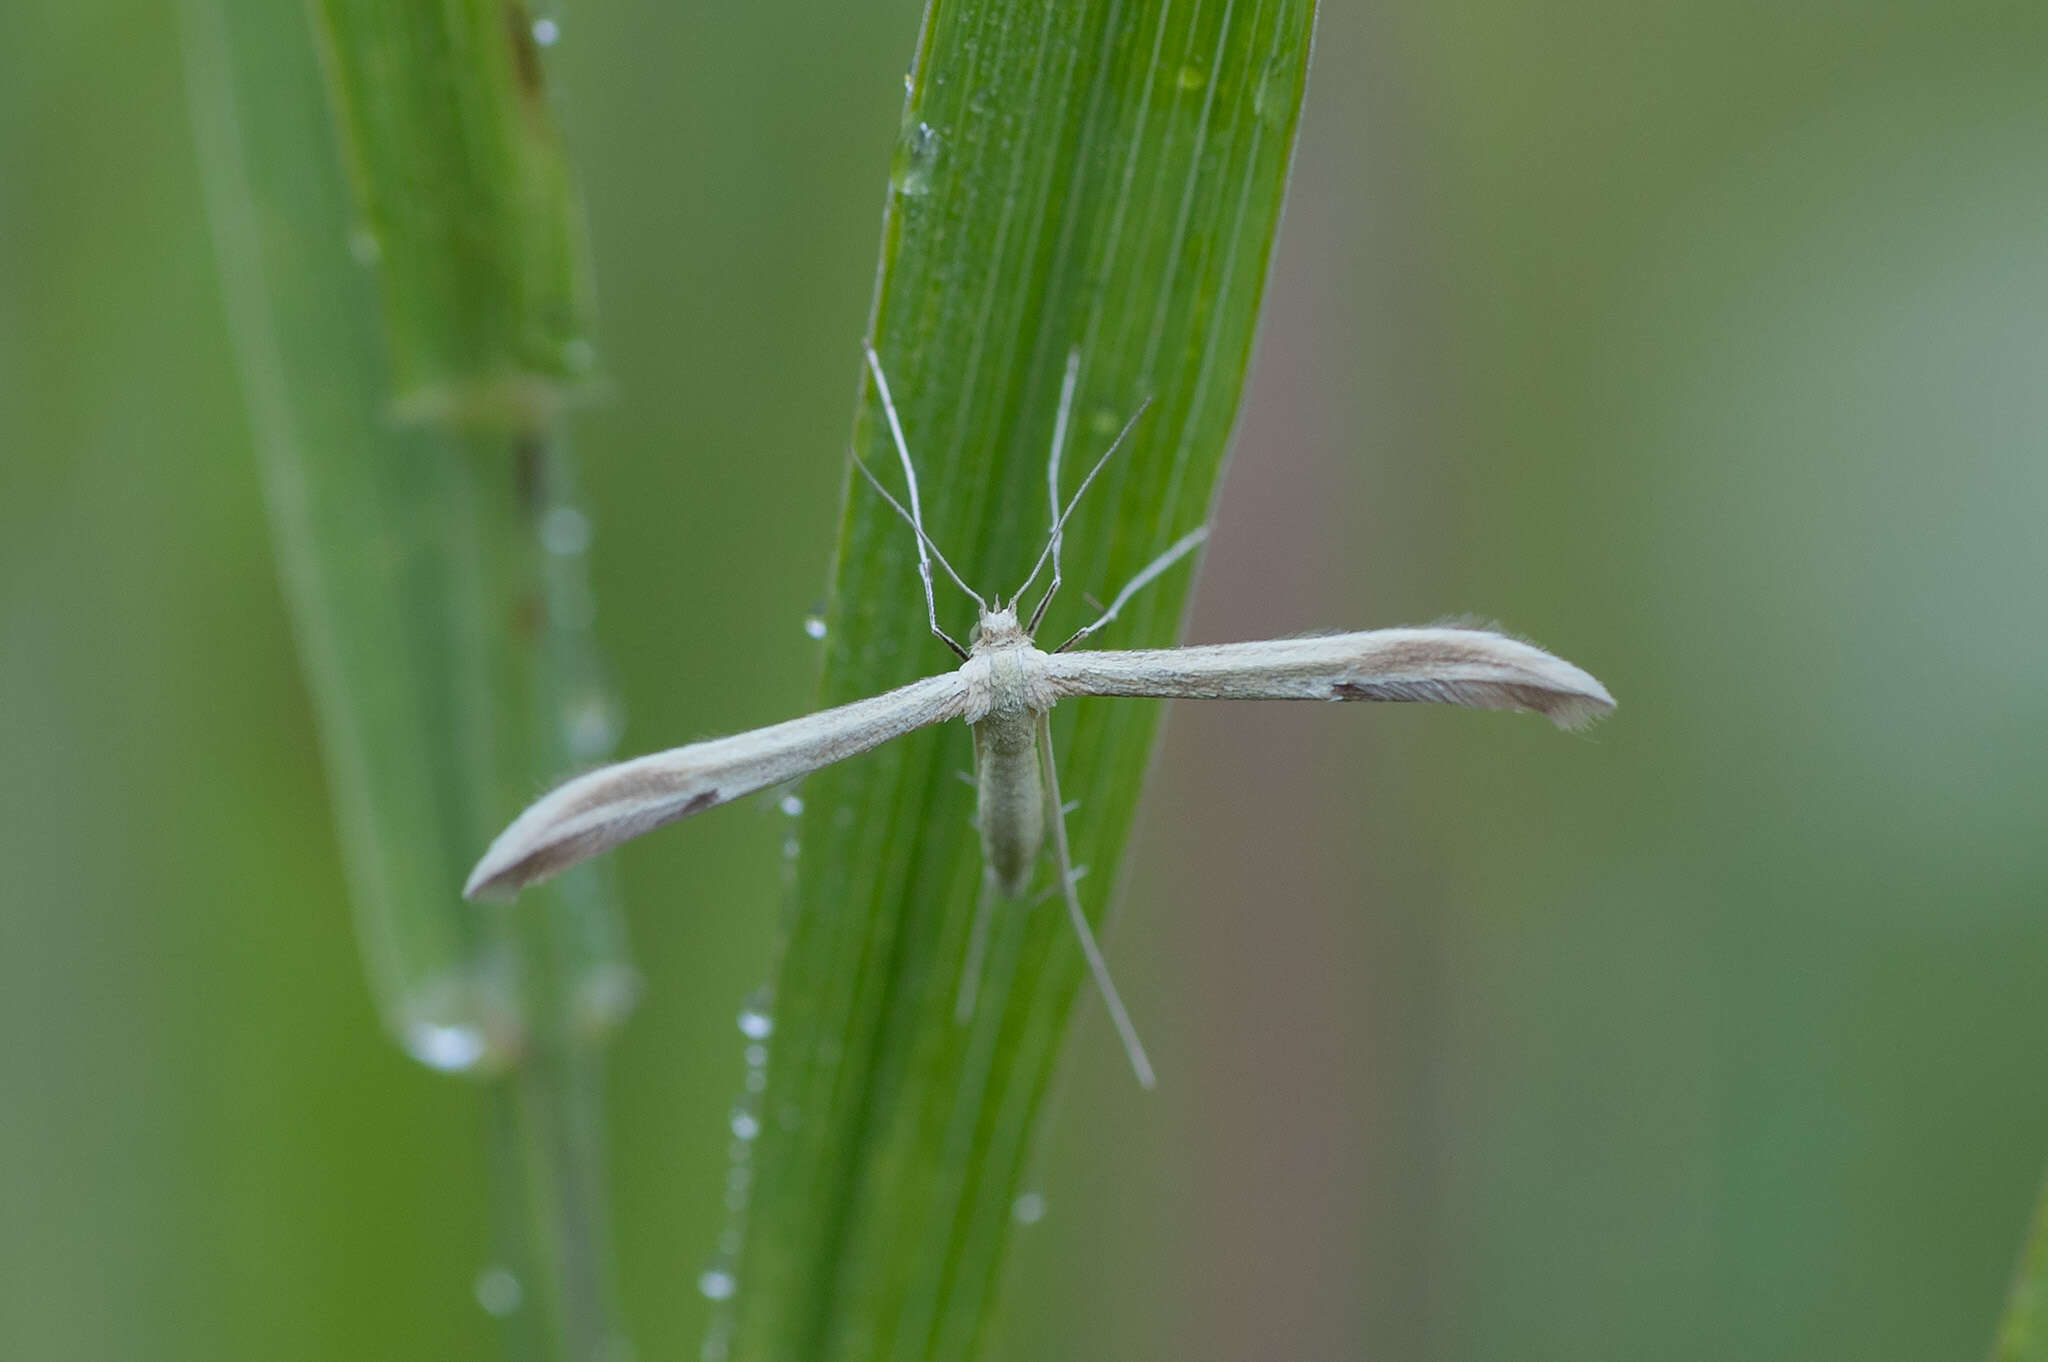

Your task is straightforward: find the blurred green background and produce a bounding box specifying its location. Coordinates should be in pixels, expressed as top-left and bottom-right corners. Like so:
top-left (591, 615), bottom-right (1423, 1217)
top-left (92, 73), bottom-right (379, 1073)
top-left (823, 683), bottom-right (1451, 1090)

top-left (5, 2), bottom-right (2046, 1359)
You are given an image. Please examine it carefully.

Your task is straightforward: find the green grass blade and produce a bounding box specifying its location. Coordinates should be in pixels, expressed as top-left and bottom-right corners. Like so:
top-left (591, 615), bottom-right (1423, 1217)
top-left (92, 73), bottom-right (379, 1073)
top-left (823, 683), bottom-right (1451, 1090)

top-left (309, 0), bottom-right (598, 424)
top-left (185, 3), bottom-right (629, 1357)
top-left (1995, 1175), bottom-right (2048, 1361)
top-left (724, 4), bottom-right (1316, 1360)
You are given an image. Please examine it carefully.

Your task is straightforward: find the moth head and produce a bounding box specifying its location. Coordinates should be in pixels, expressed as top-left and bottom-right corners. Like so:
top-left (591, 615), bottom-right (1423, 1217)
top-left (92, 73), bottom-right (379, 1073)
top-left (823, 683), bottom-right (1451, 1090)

top-left (970, 601), bottom-right (1029, 651)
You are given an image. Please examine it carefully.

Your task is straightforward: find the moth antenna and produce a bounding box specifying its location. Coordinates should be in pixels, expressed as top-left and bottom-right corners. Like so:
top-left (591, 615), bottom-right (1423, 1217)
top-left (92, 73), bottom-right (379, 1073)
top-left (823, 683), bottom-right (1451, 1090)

top-left (1016, 395), bottom-right (1153, 614)
top-left (849, 453), bottom-right (982, 657)
top-left (1026, 347), bottom-right (1083, 632)
top-left (862, 342), bottom-right (982, 654)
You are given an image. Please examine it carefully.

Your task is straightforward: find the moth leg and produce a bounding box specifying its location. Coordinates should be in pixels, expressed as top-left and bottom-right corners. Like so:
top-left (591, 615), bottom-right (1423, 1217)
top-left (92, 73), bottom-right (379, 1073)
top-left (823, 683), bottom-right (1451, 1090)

top-left (1055, 526), bottom-right (1208, 652)
top-left (954, 867), bottom-right (999, 1024)
top-left (1036, 711), bottom-right (1156, 1088)
top-left (1031, 863), bottom-right (1087, 907)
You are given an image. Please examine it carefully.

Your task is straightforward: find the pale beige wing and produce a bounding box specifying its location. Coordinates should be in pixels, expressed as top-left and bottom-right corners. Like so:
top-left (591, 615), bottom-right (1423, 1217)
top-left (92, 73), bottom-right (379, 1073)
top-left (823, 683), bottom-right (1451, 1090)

top-left (465, 670), bottom-right (972, 898)
top-left (1044, 626), bottom-right (1614, 729)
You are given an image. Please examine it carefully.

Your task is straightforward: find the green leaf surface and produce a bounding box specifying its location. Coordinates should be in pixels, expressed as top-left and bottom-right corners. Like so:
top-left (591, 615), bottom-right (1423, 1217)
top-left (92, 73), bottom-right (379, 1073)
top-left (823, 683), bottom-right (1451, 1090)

top-left (1996, 1175), bottom-right (2048, 1362)
top-left (310, 0), bottom-right (598, 424)
top-left (724, 4), bottom-right (1316, 1360)
top-left (186, 3), bottom-right (629, 1357)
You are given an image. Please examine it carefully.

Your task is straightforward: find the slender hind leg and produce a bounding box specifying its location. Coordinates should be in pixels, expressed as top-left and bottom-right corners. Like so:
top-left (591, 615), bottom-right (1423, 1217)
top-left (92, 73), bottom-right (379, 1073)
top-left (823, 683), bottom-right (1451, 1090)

top-left (1054, 525), bottom-right (1209, 653)
top-left (955, 869), bottom-right (999, 1023)
top-left (1036, 711), bottom-right (1156, 1088)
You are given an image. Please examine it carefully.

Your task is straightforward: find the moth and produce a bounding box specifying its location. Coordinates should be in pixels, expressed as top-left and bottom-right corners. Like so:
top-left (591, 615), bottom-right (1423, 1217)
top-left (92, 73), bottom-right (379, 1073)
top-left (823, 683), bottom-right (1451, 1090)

top-left (465, 345), bottom-right (1615, 1086)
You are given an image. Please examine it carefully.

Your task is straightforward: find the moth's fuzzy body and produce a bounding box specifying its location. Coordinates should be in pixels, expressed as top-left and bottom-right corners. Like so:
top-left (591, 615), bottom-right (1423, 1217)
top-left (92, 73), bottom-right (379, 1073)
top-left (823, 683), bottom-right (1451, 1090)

top-left (962, 604), bottom-right (1058, 897)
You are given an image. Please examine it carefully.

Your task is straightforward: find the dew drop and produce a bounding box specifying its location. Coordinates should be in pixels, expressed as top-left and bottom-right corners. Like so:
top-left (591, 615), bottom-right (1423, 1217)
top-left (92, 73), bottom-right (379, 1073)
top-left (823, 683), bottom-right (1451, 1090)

top-left (744, 1067), bottom-right (767, 1093)
top-left (396, 975), bottom-right (520, 1075)
top-left (561, 687), bottom-right (624, 762)
top-left (778, 793), bottom-right (804, 818)
top-left (737, 990), bottom-right (774, 1040)
top-left (1011, 1191), bottom-right (1047, 1224)
top-left (531, 16), bottom-right (560, 46)
top-left (730, 1107), bottom-right (761, 1141)
top-left (404, 1022), bottom-right (490, 1073)
top-left (744, 1043), bottom-right (768, 1068)
top-left (540, 505), bottom-right (591, 556)
top-left (574, 962), bottom-right (643, 1038)
top-left (802, 611), bottom-right (828, 640)
top-left (697, 1268), bottom-right (737, 1301)
top-left (890, 121), bottom-right (939, 196)
top-left (474, 1265), bottom-right (524, 1316)
top-left (347, 227), bottom-right (382, 266)
top-left (1252, 57), bottom-right (1291, 127)
top-left (780, 836), bottom-right (800, 860)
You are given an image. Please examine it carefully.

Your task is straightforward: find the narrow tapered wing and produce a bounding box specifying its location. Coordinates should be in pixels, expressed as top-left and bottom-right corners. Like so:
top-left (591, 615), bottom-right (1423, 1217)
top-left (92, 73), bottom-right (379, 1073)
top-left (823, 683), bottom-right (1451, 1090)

top-left (1043, 627), bottom-right (1614, 728)
top-left (464, 671), bottom-right (973, 898)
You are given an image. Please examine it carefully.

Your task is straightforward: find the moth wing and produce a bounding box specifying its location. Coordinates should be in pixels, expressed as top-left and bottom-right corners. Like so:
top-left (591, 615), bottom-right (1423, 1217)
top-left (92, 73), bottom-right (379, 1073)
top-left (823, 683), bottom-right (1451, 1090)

top-left (1044, 627), bottom-right (1613, 729)
top-left (465, 670), bottom-right (972, 898)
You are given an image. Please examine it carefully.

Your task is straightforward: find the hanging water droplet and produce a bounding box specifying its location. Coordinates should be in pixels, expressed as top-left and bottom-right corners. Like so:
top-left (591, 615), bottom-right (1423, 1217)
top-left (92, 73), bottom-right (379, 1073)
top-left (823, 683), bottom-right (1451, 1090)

top-left (780, 835), bottom-right (800, 860)
top-left (744, 1043), bottom-right (768, 1068)
top-left (395, 972), bottom-right (520, 1075)
top-left (573, 962), bottom-right (643, 1039)
top-left (744, 1067), bottom-right (767, 1093)
top-left (1252, 57), bottom-right (1291, 127)
top-left (562, 685), bottom-right (624, 762)
top-left (802, 610), bottom-right (828, 640)
top-left (890, 121), bottom-right (939, 196)
top-left (730, 1106), bottom-right (761, 1141)
top-left (1011, 1191), bottom-right (1047, 1225)
top-left (403, 1022), bottom-right (490, 1073)
top-left (347, 227), bottom-right (382, 266)
top-left (778, 793), bottom-right (804, 818)
top-left (540, 505), bottom-right (591, 556)
top-left (737, 990), bottom-right (774, 1040)
top-left (530, 16), bottom-right (560, 46)
top-left (474, 1264), bottom-right (524, 1316)
top-left (697, 1267), bottom-right (737, 1301)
